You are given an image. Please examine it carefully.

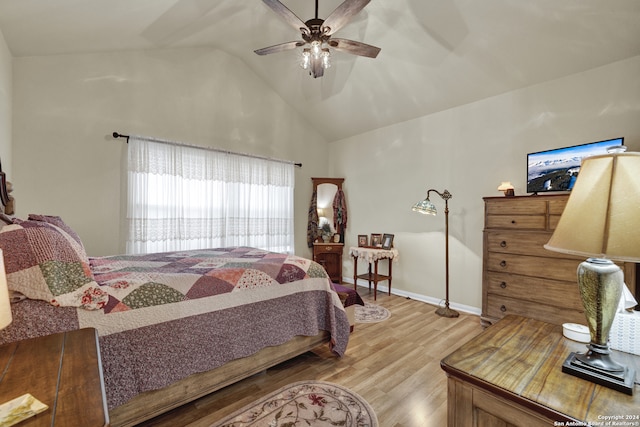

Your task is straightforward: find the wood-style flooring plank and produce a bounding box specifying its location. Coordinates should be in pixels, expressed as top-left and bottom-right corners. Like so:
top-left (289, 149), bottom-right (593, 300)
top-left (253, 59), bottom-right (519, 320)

top-left (134, 290), bottom-right (483, 427)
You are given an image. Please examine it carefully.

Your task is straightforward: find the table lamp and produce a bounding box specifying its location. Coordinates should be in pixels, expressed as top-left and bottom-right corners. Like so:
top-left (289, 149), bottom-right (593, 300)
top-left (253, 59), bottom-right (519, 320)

top-left (497, 181), bottom-right (515, 196)
top-left (412, 189), bottom-right (459, 318)
top-left (0, 249), bottom-right (12, 330)
top-left (544, 148), bottom-right (639, 394)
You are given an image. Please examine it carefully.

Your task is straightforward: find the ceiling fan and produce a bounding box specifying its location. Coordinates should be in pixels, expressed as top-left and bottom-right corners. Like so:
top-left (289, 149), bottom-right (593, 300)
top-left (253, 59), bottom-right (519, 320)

top-left (255, 0), bottom-right (381, 78)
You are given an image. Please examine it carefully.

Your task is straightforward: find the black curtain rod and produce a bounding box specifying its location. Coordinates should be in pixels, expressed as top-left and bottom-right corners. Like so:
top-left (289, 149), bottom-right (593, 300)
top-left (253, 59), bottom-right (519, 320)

top-left (112, 132), bottom-right (302, 168)
top-left (112, 131), bottom-right (129, 141)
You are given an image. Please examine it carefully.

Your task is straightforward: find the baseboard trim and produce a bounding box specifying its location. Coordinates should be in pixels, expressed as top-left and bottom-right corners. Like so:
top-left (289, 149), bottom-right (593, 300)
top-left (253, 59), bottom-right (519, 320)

top-left (341, 277), bottom-right (481, 316)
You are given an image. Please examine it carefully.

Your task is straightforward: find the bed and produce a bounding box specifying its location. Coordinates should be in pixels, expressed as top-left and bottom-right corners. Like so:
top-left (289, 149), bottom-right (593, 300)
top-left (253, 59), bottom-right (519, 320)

top-left (0, 211), bottom-right (350, 426)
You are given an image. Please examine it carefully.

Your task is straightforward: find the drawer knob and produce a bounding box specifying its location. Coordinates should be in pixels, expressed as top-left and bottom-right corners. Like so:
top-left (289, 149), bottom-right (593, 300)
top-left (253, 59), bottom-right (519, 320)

top-left (500, 305), bottom-right (507, 312)
top-left (500, 282), bottom-right (507, 289)
top-left (500, 241), bottom-right (507, 247)
top-left (500, 260), bottom-right (507, 268)
top-left (325, 246), bottom-right (333, 251)
top-left (511, 220), bottom-right (516, 224)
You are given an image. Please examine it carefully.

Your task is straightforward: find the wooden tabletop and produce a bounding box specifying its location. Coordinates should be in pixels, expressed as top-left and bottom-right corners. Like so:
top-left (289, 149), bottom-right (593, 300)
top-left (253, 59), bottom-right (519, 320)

top-left (0, 328), bottom-right (109, 426)
top-left (441, 315), bottom-right (640, 423)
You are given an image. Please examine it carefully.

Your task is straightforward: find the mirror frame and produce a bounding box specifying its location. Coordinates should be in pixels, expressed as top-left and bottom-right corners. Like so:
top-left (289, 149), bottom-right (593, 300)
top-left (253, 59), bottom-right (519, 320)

top-left (311, 177), bottom-right (345, 244)
top-left (312, 177), bottom-right (344, 192)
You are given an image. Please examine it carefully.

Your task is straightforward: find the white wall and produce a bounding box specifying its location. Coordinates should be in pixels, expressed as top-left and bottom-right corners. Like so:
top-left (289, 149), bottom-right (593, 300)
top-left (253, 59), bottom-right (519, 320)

top-left (12, 48), bottom-right (329, 257)
top-left (330, 56), bottom-right (640, 312)
top-left (0, 29), bottom-right (11, 177)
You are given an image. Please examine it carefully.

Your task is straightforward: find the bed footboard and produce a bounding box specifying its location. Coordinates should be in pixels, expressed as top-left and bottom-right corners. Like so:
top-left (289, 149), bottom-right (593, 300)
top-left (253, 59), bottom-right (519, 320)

top-left (109, 331), bottom-right (331, 427)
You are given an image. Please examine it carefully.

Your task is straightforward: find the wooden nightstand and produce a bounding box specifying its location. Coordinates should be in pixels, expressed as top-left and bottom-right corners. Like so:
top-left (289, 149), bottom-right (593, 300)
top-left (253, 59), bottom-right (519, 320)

top-left (441, 315), bottom-right (640, 426)
top-left (0, 328), bottom-right (109, 426)
top-left (313, 242), bottom-right (344, 284)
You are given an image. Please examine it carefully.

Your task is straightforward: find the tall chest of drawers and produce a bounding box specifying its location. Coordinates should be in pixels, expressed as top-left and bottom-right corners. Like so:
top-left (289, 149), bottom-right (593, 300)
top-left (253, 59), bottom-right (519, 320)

top-left (482, 194), bottom-right (636, 327)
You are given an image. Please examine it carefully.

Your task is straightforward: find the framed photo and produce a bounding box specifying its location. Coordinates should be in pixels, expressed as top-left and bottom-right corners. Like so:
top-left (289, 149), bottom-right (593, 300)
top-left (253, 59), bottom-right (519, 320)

top-left (370, 233), bottom-right (382, 247)
top-left (358, 235), bottom-right (368, 247)
top-left (382, 233), bottom-right (394, 250)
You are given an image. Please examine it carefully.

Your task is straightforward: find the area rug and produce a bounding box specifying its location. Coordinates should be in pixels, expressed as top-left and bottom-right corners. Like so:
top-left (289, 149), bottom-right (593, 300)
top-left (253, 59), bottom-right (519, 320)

top-left (355, 303), bottom-right (390, 323)
top-left (211, 380), bottom-right (378, 427)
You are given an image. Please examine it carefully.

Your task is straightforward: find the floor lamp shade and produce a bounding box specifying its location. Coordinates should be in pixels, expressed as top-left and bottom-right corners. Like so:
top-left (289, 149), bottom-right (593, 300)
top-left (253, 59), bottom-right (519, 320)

top-left (544, 151), bottom-right (640, 394)
top-left (0, 249), bottom-right (12, 330)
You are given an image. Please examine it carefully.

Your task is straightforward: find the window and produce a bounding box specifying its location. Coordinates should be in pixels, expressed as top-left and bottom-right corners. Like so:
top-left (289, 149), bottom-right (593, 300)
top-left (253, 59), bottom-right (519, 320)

top-left (126, 137), bottom-right (294, 254)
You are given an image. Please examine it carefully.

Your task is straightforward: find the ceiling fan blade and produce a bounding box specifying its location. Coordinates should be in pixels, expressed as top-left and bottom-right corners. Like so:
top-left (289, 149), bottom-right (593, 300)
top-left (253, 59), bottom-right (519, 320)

top-left (323, 0), bottom-right (371, 35)
top-left (255, 41), bottom-right (305, 56)
top-left (262, 0), bottom-right (308, 32)
top-left (329, 38), bottom-right (380, 58)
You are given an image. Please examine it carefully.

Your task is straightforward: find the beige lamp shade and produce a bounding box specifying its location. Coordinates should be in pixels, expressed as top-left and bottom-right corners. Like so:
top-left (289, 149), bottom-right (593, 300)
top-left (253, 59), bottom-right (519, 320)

top-left (0, 249), bottom-right (12, 330)
top-left (544, 152), bottom-right (640, 262)
top-left (497, 181), bottom-right (514, 191)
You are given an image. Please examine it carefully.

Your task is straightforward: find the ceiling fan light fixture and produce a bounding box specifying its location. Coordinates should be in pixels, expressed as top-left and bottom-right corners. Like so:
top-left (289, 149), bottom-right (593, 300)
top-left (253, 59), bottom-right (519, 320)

top-left (321, 48), bottom-right (331, 69)
top-left (301, 49), bottom-right (311, 69)
top-left (311, 40), bottom-right (322, 59)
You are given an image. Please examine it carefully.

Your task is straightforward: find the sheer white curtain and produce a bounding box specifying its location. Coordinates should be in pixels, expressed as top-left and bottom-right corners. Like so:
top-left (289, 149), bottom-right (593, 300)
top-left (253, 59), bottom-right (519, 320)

top-left (126, 137), bottom-right (295, 255)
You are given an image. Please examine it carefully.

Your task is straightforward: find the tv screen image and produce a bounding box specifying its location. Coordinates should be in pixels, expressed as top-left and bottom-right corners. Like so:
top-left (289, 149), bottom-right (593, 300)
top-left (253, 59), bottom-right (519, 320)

top-left (526, 137), bottom-right (624, 194)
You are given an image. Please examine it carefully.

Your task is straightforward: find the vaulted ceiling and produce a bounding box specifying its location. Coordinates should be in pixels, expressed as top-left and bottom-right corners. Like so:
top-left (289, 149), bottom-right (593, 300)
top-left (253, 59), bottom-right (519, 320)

top-left (1, 0), bottom-right (639, 141)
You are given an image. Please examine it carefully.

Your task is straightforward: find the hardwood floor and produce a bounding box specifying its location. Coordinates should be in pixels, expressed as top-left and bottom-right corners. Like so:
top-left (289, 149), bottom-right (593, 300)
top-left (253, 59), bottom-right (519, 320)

top-left (135, 289), bottom-right (484, 427)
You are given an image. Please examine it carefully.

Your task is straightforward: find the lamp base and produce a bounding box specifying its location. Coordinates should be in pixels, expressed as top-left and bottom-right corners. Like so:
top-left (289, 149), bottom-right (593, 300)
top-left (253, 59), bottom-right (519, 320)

top-left (435, 306), bottom-right (459, 318)
top-left (562, 352), bottom-right (635, 395)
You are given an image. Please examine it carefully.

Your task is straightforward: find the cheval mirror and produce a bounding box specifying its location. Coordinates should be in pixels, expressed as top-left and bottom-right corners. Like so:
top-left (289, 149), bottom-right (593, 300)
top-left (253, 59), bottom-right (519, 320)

top-left (308, 178), bottom-right (346, 247)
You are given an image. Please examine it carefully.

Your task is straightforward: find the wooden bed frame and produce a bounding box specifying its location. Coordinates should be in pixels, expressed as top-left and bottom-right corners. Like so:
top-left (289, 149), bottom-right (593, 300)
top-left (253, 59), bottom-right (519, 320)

top-left (109, 331), bottom-right (331, 426)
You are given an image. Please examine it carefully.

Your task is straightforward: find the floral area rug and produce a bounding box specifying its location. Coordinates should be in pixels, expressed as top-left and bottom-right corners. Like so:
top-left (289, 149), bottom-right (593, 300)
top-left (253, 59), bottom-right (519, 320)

top-left (210, 380), bottom-right (378, 427)
top-left (355, 303), bottom-right (391, 323)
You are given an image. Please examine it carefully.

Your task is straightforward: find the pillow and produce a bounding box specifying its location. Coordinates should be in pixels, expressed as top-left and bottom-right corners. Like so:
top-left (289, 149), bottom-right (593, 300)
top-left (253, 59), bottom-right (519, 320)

top-left (27, 214), bottom-right (84, 248)
top-left (0, 220), bottom-right (106, 309)
top-left (26, 214), bottom-right (92, 279)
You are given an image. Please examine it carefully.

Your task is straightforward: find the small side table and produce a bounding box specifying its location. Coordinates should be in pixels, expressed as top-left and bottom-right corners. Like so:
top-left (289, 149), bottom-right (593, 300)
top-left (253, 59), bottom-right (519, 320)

top-left (0, 328), bottom-right (109, 426)
top-left (349, 246), bottom-right (399, 300)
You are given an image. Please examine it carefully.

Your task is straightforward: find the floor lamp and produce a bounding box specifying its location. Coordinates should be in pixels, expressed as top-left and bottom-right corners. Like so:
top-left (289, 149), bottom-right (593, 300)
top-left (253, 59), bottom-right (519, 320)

top-left (412, 189), bottom-right (459, 318)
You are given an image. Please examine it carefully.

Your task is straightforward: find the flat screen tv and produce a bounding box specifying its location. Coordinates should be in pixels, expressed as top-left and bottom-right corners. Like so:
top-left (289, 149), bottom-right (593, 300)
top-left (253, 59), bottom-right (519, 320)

top-left (526, 137), bottom-right (624, 194)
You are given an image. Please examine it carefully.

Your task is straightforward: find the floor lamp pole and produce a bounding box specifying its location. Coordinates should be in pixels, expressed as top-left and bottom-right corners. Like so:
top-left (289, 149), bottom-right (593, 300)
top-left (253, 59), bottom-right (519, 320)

top-left (436, 197), bottom-right (459, 318)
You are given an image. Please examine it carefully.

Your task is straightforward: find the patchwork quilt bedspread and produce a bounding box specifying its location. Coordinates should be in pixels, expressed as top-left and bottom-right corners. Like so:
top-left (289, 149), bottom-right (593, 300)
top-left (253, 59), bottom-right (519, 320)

top-left (87, 246), bottom-right (331, 315)
top-left (2, 247), bottom-right (350, 409)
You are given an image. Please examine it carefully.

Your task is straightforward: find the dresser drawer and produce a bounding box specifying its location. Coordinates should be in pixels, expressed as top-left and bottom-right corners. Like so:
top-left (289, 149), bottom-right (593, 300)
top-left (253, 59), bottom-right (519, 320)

top-left (485, 230), bottom-right (583, 259)
top-left (485, 231), bottom-right (554, 257)
top-left (485, 271), bottom-right (583, 311)
top-left (485, 252), bottom-right (581, 282)
top-left (485, 294), bottom-right (585, 325)
top-left (485, 215), bottom-right (546, 230)
top-left (485, 198), bottom-right (548, 216)
top-left (316, 245), bottom-right (338, 252)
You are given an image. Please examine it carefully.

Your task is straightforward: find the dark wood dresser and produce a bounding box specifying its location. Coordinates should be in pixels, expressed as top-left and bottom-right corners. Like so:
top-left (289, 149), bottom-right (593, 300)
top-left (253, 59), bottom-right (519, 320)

top-left (0, 328), bottom-right (109, 426)
top-left (482, 194), bottom-right (636, 326)
top-left (441, 315), bottom-right (640, 426)
top-left (313, 242), bottom-right (344, 283)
